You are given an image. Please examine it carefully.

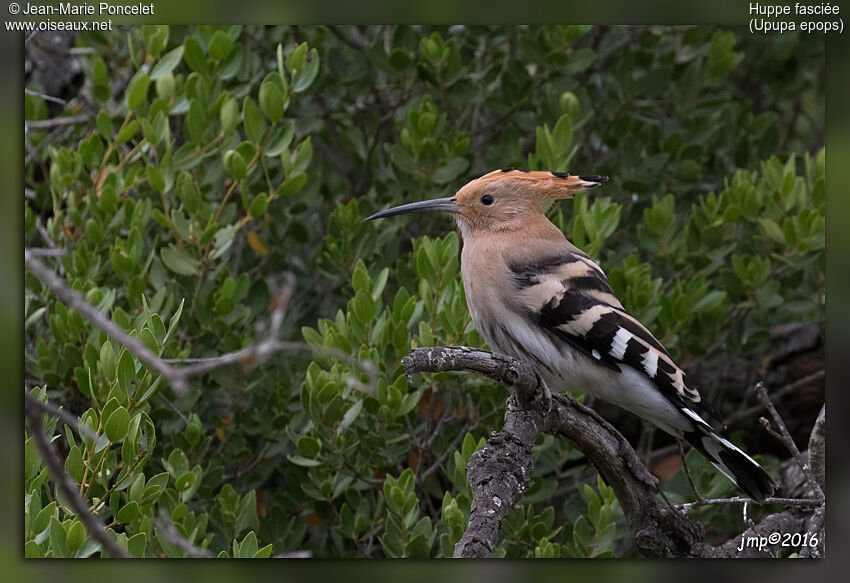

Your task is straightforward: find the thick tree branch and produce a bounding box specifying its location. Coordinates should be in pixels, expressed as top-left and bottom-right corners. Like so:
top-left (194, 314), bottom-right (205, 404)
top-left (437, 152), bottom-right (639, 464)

top-left (403, 346), bottom-right (823, 559)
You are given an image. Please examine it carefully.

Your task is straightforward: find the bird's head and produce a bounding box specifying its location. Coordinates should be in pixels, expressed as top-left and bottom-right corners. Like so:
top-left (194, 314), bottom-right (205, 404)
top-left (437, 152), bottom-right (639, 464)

top-left (365, 168), bottom-right (608, 234)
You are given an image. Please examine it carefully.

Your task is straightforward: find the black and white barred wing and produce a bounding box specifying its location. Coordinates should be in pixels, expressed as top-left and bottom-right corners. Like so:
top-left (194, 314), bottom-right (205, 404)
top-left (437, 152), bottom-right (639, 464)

top-left (507, 249), bottom-right (776, 500)
top-left (509, 250), bottom-right (702, 408)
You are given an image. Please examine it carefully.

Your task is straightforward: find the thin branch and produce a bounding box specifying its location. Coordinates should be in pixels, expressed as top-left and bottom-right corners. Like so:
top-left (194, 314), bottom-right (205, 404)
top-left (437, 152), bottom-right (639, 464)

top-left (25, 390), bottom-right (99, 443)
top-left (678, 439), bottom-right (705, 504)
top-left (25, 114), bottom-right (90, 131)
top-left (272, 550), bottom-right (313, 558)
top-left (34, 216), bottom-right (57, 249)
top-left (25, 88), bottom-right (67, 105)
top-left (327, 25), bottom-right (365, 49)
top-left (154, 510), bottom-right (214, 558)
top-left (156, 393), bottom-right (189, 423)
top-left (167, 340), bottom-right (376, 391)
top-left (221, 442), bottom-right (270, 481)
top-left (755, 382), bottom-right (824, 500)
top-left (25, 250), bottom-right (189, 397)
top-left (677, 496), bottom-right (823, 513)
top-left (726, 369), bottom-right (824, 425)
top-left (25, 395), bottom-right (129, 558)
top-left (417, 420), bottom-right (478, 483)
top-left (26, 247), bottom-right (67, 256)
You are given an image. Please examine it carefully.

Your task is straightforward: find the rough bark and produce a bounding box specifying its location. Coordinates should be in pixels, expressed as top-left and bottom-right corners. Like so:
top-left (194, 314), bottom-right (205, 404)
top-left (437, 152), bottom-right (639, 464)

top-left (402, 345), bottom-right (823, 559)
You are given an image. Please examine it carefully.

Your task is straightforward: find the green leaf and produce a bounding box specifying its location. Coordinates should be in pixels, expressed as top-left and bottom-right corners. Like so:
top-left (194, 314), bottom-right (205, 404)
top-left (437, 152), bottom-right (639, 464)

top-left (104, 406), bottom-right (131, 442)
top-left (182, 37), bottom-right (209, 76)
top-left (243, 96), bottom-right (266, 143)
top-left (150, 46), bottom-right (184, 80)
top-left (34, 502), bottom-right (57, 535)
top-left (185, 100), bottom-right (204, 142)
top-left (338, 400), bottom-right (363, 433)
top-left (65, 445), bottom-right (85, 482)
top-left (259, 82), bottom-right (284, 121)
top-left (117, 120), bottom-right (139, 144)
top-left (292, 48), bottom-right (320, 93)
top-left (128, 532), bottom-right (146, 557)
top-left (389, 48), bottom-right (411, 70)
top-left (248, 192), bottom-right (269, 217)
top-left (126, 71), bottom-right (150, 110)
top-left (223, 150), bottom-right (247, 180)
top-left (693, 290), bottom-right (726, 313)
top-left (264, 122), bottom-right (295, 157)
top-left (96, 109), bottom-right (112, 139)
top-left (160, 245), bottom-right (200, 276)
top-left (208, 30), bottom-right (234, 61)
top-left (297, 435), bottom-right (320, 458)
top-left (278, 172), bottom-right (307, 196)
top-left (432, 157), bottom-right (469, 184)
top-left (165, 298), bottom-right (185, 343)
top-left (100, 341), bottom-right (117, 380)
top-left (352, 290), bottom-right (375, 323)
top-left (567, 48), bottom-right (596, 73)
top-left (146, 165), bottom-right (165, 191)
top-left (220, 97), bottom-right (240, 134)
top-left (117, 349), bottom-right (134, 395)
top-left (552, 114), bottom-right (573, 153)
top-left (49, 517), bottom-right (69, 557)
top-left (175, 471), bottom-right (196, 492)
top-left (253, 544), bottom-right (273, 558)
top-left (117, 500), bottom-right (140, 523)
top-left (65, 520), bottom-right (86, 555)
top-left (287, 453), bottom-right (322, 467)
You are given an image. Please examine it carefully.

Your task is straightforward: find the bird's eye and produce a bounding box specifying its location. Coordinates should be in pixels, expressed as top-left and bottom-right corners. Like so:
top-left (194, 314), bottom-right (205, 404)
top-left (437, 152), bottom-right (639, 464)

top-left (480, 194), bottom-right (494, 206)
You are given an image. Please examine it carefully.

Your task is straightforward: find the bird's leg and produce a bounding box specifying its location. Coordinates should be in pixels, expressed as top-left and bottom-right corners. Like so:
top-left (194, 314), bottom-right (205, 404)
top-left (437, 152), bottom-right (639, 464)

top-left (678, 439), bottom-right (706, 505)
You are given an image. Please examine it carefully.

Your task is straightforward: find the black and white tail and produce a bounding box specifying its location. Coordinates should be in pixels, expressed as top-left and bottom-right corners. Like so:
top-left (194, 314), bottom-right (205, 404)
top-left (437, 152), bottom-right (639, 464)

top-left (681, 409), bottom-right (777, 502)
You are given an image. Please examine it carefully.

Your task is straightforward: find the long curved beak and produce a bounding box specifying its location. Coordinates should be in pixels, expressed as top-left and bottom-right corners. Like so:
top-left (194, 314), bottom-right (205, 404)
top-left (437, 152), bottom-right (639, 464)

top-left (365, 196), bottom-right (459, 221)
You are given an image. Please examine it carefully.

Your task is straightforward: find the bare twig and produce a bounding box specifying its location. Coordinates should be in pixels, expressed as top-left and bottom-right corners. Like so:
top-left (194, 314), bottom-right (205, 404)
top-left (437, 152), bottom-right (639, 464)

top-left (156, 394), bottom-right (189, 424)
top-left (755, 382), bottom-right (824, 500)
top-left (26, 114), bottom-right (90, 131)
top-left (417, 420), bottom-right (479, 483)
top-left (221, 442), bottom-right (270, 481)
top-left (677, 496), bottom-right (823, 513)
top-left (25, 88), bottom-right (67, 105)
top-left (25, 123), bottom-right (76, 165)
top-left (25, 250), bottom-right (189, 397)
top-left (154, 510), bottom-right (214, 558)
top-left (34, 216), bottom-right (57, 249)
top-left (26, 247), bottom-right (67, 256)
top-left (272, 550), bottom-right (313, 558)
top-left (327, 25), bottom-right (365, 49)
top-left (726, 369), bottom-right (824, 425)
top-left (25, 394), bottom-right (129, 558)
top-left (678, 439), bottom-right (705, 504)
top-left (167, 340), bottom-right (376, 391)
top-left (25, 390), bottom-right (99, 443)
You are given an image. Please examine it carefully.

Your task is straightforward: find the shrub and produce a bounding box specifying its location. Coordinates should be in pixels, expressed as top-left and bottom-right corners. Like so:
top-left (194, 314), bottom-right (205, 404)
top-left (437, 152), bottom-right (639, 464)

top-left (25, 25), bottom-right (823, 557)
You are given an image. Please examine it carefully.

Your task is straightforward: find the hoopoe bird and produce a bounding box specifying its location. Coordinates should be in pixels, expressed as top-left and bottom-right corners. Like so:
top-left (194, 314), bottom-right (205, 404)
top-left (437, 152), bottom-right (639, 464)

top-left (367, 168), bottom-right (777, 502)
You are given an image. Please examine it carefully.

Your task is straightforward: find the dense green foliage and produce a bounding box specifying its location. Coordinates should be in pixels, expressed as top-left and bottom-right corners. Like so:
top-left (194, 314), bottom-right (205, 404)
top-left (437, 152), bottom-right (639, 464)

top-left (25, 25), bottom-right (823, 558)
